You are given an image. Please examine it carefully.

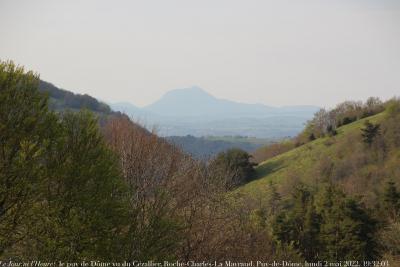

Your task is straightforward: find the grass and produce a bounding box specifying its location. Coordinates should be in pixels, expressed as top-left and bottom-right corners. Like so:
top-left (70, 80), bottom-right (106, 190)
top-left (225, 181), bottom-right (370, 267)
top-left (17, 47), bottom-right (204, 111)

top-left (236, 112), bottom-right (385, 196)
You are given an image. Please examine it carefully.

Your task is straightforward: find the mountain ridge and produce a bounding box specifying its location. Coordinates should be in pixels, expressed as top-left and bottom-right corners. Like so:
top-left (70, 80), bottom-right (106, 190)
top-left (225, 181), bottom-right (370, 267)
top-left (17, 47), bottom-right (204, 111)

top-left (110, 86), bottom-right (319, 138)
top-left (134, 86), bottom-right (319, 118)
top-left (37, 81), bottom-right (319, 138)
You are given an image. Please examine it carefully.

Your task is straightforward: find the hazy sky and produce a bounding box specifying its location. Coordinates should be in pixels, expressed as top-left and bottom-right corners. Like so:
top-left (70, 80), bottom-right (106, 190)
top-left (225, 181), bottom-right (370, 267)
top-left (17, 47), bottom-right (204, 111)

top-left (1, 0), bottom-right (399, 108)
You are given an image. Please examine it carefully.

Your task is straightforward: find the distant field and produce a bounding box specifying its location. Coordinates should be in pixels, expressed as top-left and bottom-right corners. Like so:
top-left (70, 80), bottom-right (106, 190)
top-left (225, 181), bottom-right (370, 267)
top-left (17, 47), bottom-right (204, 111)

top-left (166, 135), bottom-right (275, 160)
top-left (204, 135), bottom-right (273, 145)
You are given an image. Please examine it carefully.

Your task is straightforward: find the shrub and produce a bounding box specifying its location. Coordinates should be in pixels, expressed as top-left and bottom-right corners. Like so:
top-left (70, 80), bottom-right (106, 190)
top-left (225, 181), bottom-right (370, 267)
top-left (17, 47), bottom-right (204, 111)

top-left (210, 148), bottom-right (257, 188)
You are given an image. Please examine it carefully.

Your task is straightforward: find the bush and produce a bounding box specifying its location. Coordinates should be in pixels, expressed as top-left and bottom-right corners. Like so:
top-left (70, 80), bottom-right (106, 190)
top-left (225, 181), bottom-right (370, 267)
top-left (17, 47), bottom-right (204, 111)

top-left (385, 98), bottom-right (400, 118)
top-left (210, 148), bottom-right (257, 188)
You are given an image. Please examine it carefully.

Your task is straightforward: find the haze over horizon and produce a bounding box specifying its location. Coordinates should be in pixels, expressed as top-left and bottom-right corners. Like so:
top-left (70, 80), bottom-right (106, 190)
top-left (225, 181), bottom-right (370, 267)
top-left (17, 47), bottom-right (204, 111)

top-left (112, 86), bottom-right (321, 109)
top-left (1, 0), bottom-right (399, 108)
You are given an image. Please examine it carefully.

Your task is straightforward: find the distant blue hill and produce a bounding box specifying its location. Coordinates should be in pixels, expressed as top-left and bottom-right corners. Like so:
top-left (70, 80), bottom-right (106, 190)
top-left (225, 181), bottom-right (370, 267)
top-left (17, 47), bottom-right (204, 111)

top-left (110, 86), bottom-right (319, 138)
top-left (142, 86), bottom-right (318, 118)
top-left (109, 102), bottom-right (141, 115)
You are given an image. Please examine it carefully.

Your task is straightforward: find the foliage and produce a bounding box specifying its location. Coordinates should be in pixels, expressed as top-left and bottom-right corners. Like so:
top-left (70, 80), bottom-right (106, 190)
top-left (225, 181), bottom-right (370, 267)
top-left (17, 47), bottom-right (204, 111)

top-left (316, 185), bottom-right (378, 261)
top-left (361, 120), bottom-right (380, 146)
top-left (39, 80), bottom-right (112, 114)
top-left (2, 60), bottom-right (400, 261)
top-left (24, 111), bottom-right (128, 260)
top-left (210, 148), bottom-right (257, 188)
top-left (3, 61), bottom-right (276, 261)
top-left (237, 100), bottom-right (400, 260)
top-left (272, 184), bottom-right (321, 260)
top-left (1, 61), bottom-right (128, 260)
top-left (385, 98), bottom-right (400, 117)
top-left (272, 183), bottom-right (378, 261)
top-left (0, 61), bottom-right (57, 254)
top-left (383, 181), bottom-right (400, 221)
top-left (296, 98), bottom-right (384, 144)
top-left (103, 116), bottom-right (184, 260)
top-left (379, 222), bottom-right (400, 256)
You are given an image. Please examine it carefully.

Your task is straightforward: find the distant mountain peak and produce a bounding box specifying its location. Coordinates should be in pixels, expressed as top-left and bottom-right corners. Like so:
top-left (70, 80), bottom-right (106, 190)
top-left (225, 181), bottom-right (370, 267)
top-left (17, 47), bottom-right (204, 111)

top-left (188, 85), bottom-right (203, 91)
top-left (114, 86), bottom-right (319, 120)
top-left (163, 86), bottom-right (212, 98)
top-left (188, 86), bottom-right (209, 93)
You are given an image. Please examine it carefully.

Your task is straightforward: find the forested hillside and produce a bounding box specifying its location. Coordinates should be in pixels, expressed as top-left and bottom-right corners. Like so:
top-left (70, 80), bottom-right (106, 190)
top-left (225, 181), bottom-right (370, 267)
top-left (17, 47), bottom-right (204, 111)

top-left (239, 99), bottom-right (400, 262)
top-left (1, 61), bottom-right (280, 261)
top-left (1, 61), bottom-right (399, 263)
top-left (39, 80), bottom-right (112, 114)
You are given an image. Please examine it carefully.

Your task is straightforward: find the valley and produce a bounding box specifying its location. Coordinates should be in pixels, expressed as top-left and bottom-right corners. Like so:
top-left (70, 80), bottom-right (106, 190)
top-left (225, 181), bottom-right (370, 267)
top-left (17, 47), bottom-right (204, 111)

top-left (2, 0), bottom-right (399, 263)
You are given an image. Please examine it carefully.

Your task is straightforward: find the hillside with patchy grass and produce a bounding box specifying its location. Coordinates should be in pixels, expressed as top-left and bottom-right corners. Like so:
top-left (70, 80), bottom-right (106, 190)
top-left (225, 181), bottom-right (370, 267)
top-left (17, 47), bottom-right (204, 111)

top-left (232, 101), bottom-right (400, 262)
top-left (241, 112), bottom-right (384, 196)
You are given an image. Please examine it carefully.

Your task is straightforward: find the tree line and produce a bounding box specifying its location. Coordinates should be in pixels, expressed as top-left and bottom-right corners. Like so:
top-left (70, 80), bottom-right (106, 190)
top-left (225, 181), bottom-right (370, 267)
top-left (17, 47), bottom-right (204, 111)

top-left (39, 80), bottom-right (112, 114)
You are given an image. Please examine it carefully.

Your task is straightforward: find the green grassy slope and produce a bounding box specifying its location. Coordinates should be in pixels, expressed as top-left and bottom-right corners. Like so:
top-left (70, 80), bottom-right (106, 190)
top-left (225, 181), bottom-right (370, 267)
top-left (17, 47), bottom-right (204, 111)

top-left (238, 112), bottom-right (385, 196)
